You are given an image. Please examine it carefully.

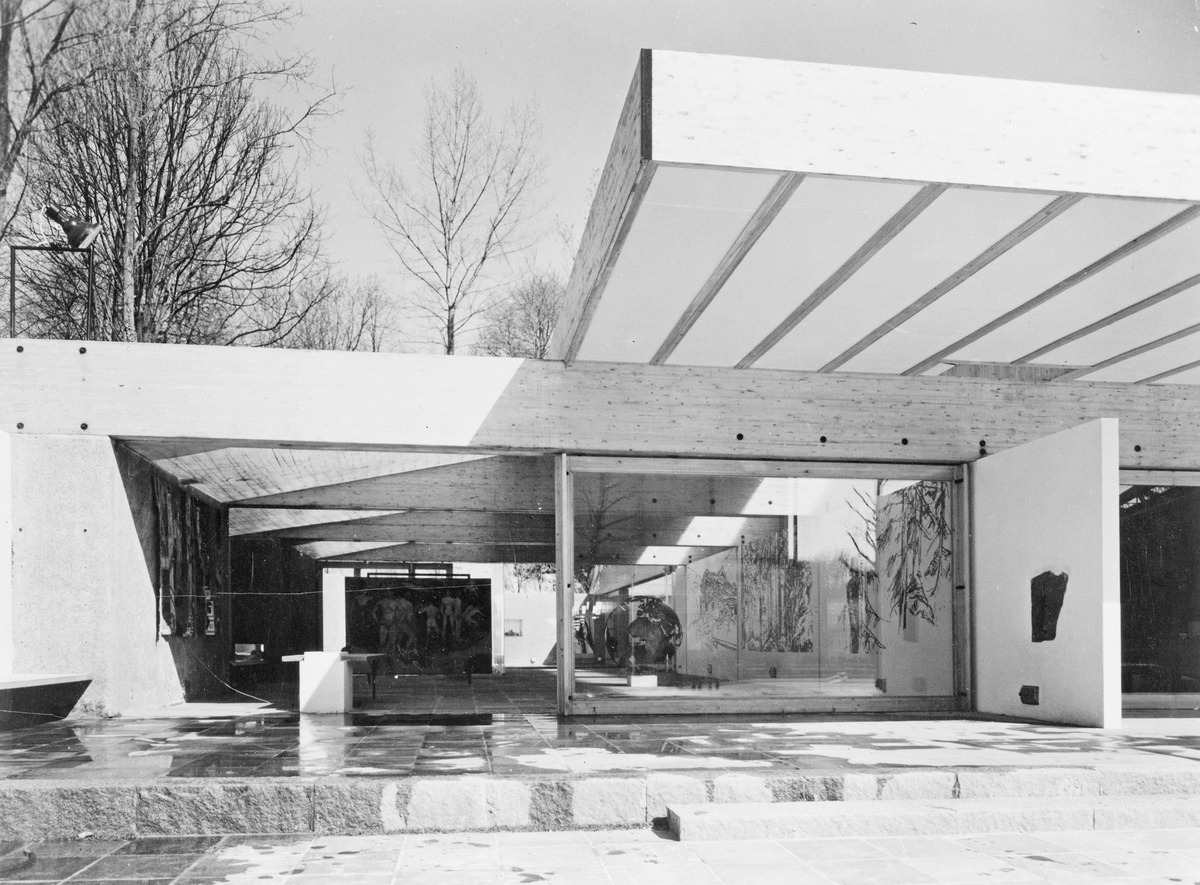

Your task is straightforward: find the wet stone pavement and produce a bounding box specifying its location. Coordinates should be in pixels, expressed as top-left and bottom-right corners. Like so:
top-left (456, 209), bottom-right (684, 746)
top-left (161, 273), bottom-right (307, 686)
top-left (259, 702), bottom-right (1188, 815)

top-left (2, 828), bottom-right (1200, 884)
top-left (4, 711), bottom-right (1200, 779)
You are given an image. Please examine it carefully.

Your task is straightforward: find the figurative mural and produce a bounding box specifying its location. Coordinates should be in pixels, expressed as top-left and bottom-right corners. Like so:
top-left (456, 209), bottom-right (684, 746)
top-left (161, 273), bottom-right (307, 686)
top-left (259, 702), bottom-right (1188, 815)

top-left (345, 577), bottom-right (491, 675)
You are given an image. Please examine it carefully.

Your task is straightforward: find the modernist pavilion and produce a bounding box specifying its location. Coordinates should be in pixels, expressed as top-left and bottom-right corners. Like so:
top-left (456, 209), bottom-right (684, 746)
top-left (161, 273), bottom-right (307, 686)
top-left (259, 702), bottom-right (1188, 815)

top-left (2, 50), bottom-right (1200, 733)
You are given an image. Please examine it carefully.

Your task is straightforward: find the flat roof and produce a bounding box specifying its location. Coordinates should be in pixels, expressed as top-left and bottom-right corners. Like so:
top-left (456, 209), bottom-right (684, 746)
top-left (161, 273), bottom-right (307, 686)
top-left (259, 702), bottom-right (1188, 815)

top-left (552, 51), bottom-right (1200, 385)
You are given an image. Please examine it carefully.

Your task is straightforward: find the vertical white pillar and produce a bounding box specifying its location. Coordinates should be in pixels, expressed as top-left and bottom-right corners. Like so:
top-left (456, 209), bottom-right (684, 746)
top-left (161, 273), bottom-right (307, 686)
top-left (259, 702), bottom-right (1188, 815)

top-left (322, 567), bottom-right (348, 651)
top-left (0, 430), bottom-right (11, 676)
top-left (555, 454), bottom-right (574, 715)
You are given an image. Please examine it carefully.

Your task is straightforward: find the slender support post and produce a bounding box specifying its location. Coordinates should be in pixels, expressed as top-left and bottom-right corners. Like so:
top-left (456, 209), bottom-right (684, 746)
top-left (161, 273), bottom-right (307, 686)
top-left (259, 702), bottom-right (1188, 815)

top-left (86, 246), bottom-right (95, 339)
top-left (555, 453), bottom-right (575, 716)
top-left (8, 249), bottom-right (15, 338)
top-left (952, 465), bottom-right (973, 709)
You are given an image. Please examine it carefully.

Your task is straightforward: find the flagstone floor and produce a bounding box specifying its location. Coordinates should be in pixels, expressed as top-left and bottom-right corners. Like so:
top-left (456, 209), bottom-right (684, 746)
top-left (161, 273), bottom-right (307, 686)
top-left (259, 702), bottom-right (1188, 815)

top-left (3, 827), bottom-right (1200, 884)
top-left (3, 701), bottom-right (1200, 780)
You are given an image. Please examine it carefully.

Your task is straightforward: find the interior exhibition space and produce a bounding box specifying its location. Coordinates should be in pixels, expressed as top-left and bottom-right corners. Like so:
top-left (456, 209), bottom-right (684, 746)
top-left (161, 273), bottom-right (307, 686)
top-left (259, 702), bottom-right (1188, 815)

top-left (2, 49), bottom-right (1200, 736)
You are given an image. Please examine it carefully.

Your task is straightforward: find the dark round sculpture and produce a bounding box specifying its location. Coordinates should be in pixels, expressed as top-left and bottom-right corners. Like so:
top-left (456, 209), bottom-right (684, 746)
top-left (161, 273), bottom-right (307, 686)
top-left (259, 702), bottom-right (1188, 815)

top-left (603, 596), bottom-right (683, 667)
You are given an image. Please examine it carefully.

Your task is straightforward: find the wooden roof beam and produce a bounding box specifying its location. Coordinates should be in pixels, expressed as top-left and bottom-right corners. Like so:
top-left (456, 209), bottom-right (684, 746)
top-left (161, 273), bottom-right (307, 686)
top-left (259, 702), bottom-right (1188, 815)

top-left (903, 204), bottom-right (1200, 376)
top-left (820, 193), bottom-right (1083, 373)
top-left (650, 172), bottom-right (803, 365)
top-left (737, 183), bottom-right (945, 368)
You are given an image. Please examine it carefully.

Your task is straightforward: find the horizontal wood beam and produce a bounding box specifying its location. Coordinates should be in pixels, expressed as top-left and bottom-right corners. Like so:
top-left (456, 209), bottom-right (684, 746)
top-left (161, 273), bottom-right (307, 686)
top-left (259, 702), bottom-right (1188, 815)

top-left (5, 339), bottom-right (1200, 468)
top-left (649, 50), bottom-right (1200, 200)
top-left (317, 542), bottom-right (731, 567)
top-left (570, 457), bottom-right (954, 480)
top-left (231, 458), bottom-right (864, 519)
top-left (241, 509), bottom-right (784, 547)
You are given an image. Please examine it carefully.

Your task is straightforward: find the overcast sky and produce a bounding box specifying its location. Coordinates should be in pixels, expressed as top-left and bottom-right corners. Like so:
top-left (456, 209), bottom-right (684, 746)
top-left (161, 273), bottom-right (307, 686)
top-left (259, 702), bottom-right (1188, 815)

top-left (283, 0), bottom-right (1200, 343)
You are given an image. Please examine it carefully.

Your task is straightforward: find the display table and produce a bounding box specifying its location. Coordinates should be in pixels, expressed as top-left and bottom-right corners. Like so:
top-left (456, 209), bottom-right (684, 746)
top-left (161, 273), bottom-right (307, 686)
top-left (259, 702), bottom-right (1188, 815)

top-left (282, 651), bottom-right (354, 713)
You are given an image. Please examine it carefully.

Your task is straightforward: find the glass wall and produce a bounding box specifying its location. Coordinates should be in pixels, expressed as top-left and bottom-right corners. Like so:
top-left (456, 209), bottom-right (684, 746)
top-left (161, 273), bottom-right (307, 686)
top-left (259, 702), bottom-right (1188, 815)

top-left (1120, 485), bottom-right (1200, 695)
top-left (567, 465), bottom-right (959, 709)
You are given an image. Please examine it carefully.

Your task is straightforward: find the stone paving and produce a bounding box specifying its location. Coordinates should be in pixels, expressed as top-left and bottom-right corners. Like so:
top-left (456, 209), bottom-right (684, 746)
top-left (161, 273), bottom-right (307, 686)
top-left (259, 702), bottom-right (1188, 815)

top-left (2, 827), bottom-right (1200, 884)
top-left (1, 710), bottom-right (1200, 838)
top-left (4, 709), bottom-right (1200, 781)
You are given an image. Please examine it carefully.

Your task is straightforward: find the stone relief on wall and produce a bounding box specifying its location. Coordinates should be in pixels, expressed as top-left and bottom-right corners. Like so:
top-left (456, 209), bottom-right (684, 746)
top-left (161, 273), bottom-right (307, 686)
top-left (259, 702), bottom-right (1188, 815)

top-left (1030, 570), bottom-right (1068, 642)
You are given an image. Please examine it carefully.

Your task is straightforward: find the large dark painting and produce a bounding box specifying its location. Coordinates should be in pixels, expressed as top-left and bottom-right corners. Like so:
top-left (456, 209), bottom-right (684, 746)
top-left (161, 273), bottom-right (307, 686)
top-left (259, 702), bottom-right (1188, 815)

top-left (345, 576), bottom-right (492, 675)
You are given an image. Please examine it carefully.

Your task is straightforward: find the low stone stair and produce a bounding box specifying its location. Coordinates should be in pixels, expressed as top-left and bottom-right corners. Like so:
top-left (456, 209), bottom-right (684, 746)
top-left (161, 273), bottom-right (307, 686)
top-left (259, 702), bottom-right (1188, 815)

top-left (668, 793), bottom-right (1200, 841)
top-left (6, 764), bottom-right (1200, 839)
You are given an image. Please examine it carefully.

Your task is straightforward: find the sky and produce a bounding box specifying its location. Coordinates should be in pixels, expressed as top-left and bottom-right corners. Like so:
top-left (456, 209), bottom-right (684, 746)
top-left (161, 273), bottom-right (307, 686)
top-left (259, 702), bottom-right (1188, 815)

top-left (281, 0), bottom-right (1200, 347)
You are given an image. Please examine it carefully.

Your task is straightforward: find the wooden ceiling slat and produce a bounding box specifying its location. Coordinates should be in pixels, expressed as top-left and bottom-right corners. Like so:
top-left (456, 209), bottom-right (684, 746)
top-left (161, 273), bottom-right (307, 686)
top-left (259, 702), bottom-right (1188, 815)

top-left (650, 172), bottom-right (803, 366)
top-left (818, 193), bottom-right (1083, 373)
top-left (1055, 322), bottom-right (1200, 382)
top-left (1017, 271), bottom-right (1200, 364)
top-left (736, 183), bottom-right (946, 369)
top-left (1140, 358), bottom-right (1200, 385)
top-left (902, 204), bottom-right (1200, 376)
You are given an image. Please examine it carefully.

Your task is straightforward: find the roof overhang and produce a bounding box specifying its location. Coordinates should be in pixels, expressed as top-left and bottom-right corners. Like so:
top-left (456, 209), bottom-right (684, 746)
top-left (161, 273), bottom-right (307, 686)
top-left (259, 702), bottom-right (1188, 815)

top-left (551, 50), bottom-right (1200, 385)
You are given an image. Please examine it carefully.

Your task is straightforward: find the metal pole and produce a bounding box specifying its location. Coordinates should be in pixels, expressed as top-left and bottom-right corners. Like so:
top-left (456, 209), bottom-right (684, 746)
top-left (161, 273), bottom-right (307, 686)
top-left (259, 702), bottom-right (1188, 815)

top-left (555, 454), bottom-right (575, 716)
top-left (9, 247), bottom-right (15, 338)
top-left (86, 246), bottom-right (95, 339)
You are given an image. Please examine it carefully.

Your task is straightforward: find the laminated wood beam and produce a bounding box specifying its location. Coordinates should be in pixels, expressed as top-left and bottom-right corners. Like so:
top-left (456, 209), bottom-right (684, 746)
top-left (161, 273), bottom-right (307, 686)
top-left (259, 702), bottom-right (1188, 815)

top-left (242, 510), bottom-right (784, 547)
top-left (648, 51), bottom-right (1200, 201)
top-left (6, 339), bottom-right (1200, 469)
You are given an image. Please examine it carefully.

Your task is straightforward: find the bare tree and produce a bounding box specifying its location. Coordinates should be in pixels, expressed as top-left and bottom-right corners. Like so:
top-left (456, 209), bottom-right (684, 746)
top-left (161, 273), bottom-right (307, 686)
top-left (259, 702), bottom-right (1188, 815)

top-left (15, 0), bottom-right (332, 344)
top-left (472, 270), bottom-right (562, 359)
top-left (281, 274), bottom-right (398, 352)
top-left (359, 67), bottom-right (544, 354)
top-left (0, 0), bottom-right (87, 244)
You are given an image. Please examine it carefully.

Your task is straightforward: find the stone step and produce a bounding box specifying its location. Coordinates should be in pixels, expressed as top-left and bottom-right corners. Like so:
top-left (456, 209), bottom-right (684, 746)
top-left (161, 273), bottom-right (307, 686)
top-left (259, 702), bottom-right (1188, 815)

top-left (4, 765), bottom-right (1200, 839)
top-left (667, 793), bottom-right (1200, 841)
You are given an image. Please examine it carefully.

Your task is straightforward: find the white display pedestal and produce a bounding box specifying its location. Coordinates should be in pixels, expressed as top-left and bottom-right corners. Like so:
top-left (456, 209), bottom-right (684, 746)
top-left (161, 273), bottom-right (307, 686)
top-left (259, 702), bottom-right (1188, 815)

top-left (627, 674), bottom-right (658, 688)
top-left (282, 651), bottom-right (353, 713)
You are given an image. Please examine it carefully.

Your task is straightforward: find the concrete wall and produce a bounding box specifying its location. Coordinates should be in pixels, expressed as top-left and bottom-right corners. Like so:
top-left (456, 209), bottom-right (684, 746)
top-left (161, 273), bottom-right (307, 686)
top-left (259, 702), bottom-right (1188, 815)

top-left (0, 431), bottom-right (11, 676)
top-left (7, 435), bottom-right (186, 715)
top-left (972, 418), bottom-right (1121, 727)
top-left (500, 589), bottom-right (557, 667)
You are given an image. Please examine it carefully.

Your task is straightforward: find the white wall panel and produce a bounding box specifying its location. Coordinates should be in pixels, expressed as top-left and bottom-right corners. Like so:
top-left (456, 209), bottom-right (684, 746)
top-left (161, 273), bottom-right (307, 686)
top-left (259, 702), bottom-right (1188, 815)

top-left (972, 419), bottom-right (1119, 727)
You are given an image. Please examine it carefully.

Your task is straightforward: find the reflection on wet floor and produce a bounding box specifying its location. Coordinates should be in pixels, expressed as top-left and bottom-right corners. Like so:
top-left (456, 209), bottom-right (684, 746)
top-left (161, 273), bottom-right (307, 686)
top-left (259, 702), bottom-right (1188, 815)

top-left (6, 827), bottom-right (1200, 885)
top-left (5, 707), bottom-right (1200, 780)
